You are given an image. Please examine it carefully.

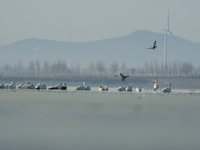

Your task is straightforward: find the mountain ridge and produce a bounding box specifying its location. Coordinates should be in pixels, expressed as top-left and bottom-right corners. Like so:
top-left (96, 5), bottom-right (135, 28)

top-left (0, 30), bottom-right (199, 68)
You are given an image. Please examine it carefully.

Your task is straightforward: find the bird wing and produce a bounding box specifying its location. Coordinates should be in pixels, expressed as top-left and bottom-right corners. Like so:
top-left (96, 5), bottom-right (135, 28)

top-left (120, 73), bottom-right (124, 78)
top-left (153, 40), bottom-right (156, 47)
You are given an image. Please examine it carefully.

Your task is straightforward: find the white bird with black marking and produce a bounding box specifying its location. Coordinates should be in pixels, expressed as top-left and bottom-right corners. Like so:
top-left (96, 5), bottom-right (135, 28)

top-left (76, 82), bottom-right (90, 90)
top-left (99, 86), bottom-right (108, 91)
top-left (154, 80), bottom-right (159, 91)
top-left (8, 81), bottom-right (16, 89)
top-left (125, 86), bottom-right (132, 91)
top-left (136, 87), bottom-right (142, 92)
top-left (0, 83), bottom-right (5, 89)
top-left (162, 83), bottom-right (171, 93)
top-left (117, 86), bottom-right (125, 91)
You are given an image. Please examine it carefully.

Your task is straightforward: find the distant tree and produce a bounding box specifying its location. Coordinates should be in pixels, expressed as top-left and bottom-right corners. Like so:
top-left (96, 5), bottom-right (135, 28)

top-left (61, 60), bottom-right (68, 76)
top-left (43, 61), bottom-right (50, 75)
top-left (130, 68), bottom-right (136, 75)
top-left (13, 64), bottom-right (17, 75)
top-left (154, 61), bottom-right (159, 75)
top-left (110, 62), bottom-right (119, 74)
top-left (9, 65), bottom-right (13, 75)
top-left (4, 63), bottom-right (9, 76)
top-left (57, 59), bottom-right (62, 76)
top-left (144, 61), bottom-right (148, 76)
top-left (164, 64), bottom-right (168, 76)
top-left (160, 62), bottom-right (165, 76)
top-left (168, 64), bottom-right (172, 76)
top-left (17, 59), bottom-right (23, 75)
top-left (96, 61), bottom-right (105, 75)
top-left (50, 60), bottom-right (68, 76)
top-left (35, 59), bottom-right (41, 76)
top-left (70, 64), bottom-right (75, 74)
top-left (149, 61), bottom-right (154, 75)
top-left (28, 61), bottom-right (35, 76)
top-left (198, 63), bottom-right (200, 76)
top-left (73, 64), bottom-right (80, 76)
top-left (121, 61), bottom-right (126, 73)
top-left (51, 62), bottom-right (57, 74)
top-left (137, 67), bottom-right (141, 75)
top-left (126, 68), bottom-right (129, 74)
top-left (141, 68), bottom-right (145, 76)
top-left (172, 61), bottom-right (178, 76)
top-left (88, 62), bottom-right (96, 76)
top-left (180, 61), bottom-right (194, 76)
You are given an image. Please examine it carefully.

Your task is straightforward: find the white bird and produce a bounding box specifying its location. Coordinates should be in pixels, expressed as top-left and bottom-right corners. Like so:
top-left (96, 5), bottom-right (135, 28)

top-left (17, 84), bottom-right (25, 89)
top-left (136, 87), bottom-right (142, 92)
top-left (99, 86), bottom-right (108, 91)
top-left (35, 83), bottom-right (47, 90)
top-left (76, 82), bottom-right (91, 90)
top-left (22, 82), bottom-right (30, 89)
top-left (55, 83), bottom-right (63, 89)
top-left (117, 86), bottom-right (125, 91)
top-left (8, 81), bottom-right (16, 89)
top-left (62, 83), bottom-right (67, 90)
top-left (0, 83), bottom-right (5, 89)
top-left (26, 84), bottom-right (35, 89)
top-left (22, 82), bottom-right (35, 89)
top-left (162, 83), bottom-right (171, 93)
top-left (48, 83), bottom-right (67, 90)
top-left (125, 86), bottom-right (132, 91)
top-left (154, 80), bottom-right (159, 91)
top-left (4, 83), bottom-right (9, 89)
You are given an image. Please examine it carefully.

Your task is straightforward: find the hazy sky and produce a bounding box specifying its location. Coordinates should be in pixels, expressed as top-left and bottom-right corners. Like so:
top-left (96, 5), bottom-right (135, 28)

top-left (0, 0), bottom-right (200, 46)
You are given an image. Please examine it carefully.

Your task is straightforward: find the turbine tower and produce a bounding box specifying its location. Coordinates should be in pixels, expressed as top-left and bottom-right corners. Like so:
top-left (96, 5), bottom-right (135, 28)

top-left (163, 7), bottom-right (178, 69)
top-left (33, 46), bottom-right (40, 63)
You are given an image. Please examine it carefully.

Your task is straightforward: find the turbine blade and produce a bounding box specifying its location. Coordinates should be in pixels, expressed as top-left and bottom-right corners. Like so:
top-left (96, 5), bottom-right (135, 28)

top-left (168, 30), bottom-right (178, 43)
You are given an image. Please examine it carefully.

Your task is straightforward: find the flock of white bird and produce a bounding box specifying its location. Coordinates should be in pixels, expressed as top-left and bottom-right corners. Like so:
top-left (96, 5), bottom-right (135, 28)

top-left (0, 80), bottom-right (172, 93)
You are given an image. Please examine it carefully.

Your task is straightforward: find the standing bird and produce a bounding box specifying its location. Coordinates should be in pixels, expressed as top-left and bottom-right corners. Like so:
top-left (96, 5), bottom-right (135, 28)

top-left (153, 80), bottom-right (159, 91)
top-left (120, 73), bottom-right (129, 82)
top-left (147, 40), bottom-right (157, 51)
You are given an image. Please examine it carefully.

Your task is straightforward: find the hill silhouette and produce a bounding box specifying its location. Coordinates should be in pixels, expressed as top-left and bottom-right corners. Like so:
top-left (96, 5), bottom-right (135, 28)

top-left (0, 30), bottom-right (199, 68)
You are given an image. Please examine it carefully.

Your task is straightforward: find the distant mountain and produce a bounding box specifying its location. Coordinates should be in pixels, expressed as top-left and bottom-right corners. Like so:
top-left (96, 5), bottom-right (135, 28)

top-left (0, 30), bottom-right (199, 68)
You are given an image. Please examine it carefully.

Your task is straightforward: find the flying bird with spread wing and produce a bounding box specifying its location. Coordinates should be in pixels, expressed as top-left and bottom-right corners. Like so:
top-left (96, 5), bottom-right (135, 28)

top-left (120, 73), bottom-right (129, 82)
top-left (147, 40), bottom-right (157, 51)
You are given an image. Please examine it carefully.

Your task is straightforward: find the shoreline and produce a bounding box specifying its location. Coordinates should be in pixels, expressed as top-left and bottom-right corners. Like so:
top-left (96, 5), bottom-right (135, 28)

top-left (0, 76), bottom-right (200, 89)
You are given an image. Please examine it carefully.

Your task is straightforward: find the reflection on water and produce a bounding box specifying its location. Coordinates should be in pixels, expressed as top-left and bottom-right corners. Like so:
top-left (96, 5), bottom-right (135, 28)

top-left (0, 89), bottom-right (200, 150)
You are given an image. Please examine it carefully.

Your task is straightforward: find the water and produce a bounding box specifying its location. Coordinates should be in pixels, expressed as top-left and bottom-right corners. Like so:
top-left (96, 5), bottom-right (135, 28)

top-left (0, 88), bottom-right (200, 150)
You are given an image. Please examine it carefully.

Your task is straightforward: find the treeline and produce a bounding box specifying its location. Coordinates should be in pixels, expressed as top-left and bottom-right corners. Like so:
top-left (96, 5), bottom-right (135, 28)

top-left (0, 59), bottom-right (200, 77)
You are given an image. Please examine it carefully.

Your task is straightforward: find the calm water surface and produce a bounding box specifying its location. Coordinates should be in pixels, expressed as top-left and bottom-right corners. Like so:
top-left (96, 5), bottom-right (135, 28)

top-left (0, 88), bottom-right (200, 150)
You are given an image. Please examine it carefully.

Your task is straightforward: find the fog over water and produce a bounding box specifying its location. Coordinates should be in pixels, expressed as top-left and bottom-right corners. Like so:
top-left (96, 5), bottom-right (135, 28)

top-left (0, 89), bottom-right (200, 150)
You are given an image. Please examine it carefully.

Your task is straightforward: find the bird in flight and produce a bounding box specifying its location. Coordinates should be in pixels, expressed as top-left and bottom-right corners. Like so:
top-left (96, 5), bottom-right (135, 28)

top-left (147, 40), bottom-right (157, 51)
top-left (120, 73), bottom-right (129, 82)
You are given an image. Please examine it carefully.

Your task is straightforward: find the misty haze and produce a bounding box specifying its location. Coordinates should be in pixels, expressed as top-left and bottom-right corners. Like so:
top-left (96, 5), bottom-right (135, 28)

top-left (1, 1), bottom-right (200, 150)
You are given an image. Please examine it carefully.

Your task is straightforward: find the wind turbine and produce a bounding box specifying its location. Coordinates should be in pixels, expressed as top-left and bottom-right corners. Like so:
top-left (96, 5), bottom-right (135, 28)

top-left (163, 7), bottom-right (178, 69)
top-left (33, 46), bottom-right (40, 63)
